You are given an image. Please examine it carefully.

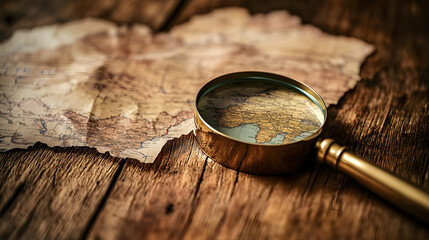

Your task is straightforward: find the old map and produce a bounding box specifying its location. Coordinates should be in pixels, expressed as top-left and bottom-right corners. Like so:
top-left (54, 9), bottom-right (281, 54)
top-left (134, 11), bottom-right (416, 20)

top-left (0, 8), bottom-right (374, 162)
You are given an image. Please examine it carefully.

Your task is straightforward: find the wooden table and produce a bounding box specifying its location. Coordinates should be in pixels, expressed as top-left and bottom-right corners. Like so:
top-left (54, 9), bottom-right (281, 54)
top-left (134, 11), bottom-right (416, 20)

top-left (1, 0), bottom-right (428, 239)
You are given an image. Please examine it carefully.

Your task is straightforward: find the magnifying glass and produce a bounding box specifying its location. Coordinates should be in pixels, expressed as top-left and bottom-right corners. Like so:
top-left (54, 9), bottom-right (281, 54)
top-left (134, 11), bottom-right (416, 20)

top-left (193, 71), bottom-right (429, 223)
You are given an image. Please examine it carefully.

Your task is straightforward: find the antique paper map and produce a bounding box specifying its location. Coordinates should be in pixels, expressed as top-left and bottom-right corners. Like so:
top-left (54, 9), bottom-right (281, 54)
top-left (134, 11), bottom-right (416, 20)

top-left (0, 8), bottom-right (374, 162)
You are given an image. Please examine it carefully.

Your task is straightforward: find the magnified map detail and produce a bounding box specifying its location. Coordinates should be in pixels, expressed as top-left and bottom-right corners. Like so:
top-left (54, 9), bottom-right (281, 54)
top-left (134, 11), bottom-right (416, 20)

top-left (197, 80), bottom-right (325, 145)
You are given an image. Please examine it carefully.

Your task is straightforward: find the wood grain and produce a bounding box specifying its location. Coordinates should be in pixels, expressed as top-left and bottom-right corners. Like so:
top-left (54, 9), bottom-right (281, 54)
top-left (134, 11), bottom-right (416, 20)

top-left (0, 0), bottom-right (180, 41)
top-left (1, 0), bottom-right (429, 239)
top-left (0, 144), bottom-right (123, 239)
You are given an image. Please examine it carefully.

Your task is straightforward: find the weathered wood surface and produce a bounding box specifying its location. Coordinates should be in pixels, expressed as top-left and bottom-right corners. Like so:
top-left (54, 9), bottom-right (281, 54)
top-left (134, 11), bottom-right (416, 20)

top-left (0, 0), bottom-right (181, 41)
top-left (1, 0), bottom-right (429, 239)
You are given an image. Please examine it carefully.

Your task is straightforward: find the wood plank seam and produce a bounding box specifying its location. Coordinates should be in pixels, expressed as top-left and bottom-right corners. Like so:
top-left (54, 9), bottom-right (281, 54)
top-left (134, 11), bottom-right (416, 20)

top-left (79, 158), bottom-right (126, 240)
top-left (159, 0), bottom-right (189, 32)
top-left (175, 156), bottom-right (208, 239)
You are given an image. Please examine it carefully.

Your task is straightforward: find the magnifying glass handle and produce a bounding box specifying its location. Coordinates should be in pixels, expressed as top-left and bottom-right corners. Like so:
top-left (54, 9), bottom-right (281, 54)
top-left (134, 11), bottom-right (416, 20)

top-left (316, 138), bottom-right (429, 224)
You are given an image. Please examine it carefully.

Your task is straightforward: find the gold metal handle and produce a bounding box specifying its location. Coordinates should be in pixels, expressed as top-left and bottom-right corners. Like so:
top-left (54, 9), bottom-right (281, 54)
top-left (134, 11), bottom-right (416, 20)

top-left (316, 138), bottom-right (429, 224)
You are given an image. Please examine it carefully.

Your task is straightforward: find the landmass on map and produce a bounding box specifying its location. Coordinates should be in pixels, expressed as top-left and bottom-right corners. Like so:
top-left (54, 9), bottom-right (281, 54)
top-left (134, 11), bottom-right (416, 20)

top-left (0, 8), bottom-right (374, 162)
top-left (197, 81), bottom-right (324, 145)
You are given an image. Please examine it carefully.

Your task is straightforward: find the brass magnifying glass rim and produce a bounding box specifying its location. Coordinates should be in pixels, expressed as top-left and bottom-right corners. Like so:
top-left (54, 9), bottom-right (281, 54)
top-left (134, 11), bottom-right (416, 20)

top-left (193, 71), bottom-right (328, 174)
top-left (194, 71), bottom-right (328, 147)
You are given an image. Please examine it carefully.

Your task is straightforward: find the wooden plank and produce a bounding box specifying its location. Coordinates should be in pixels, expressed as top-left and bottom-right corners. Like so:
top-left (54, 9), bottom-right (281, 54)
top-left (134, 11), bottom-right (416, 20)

top-left (0, 144), bottom-right (123, 239)
top-left (166, 0), bottom-right (242, 30)
top-left (86, 133), bottom-right (216, 239)
top-left (0, 0), bottom-right (180, 41)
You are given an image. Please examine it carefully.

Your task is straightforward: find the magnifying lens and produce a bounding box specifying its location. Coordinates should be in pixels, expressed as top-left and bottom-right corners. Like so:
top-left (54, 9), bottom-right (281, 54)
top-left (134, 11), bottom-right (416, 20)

top-left (194, 71), bottom-right (429, 223)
